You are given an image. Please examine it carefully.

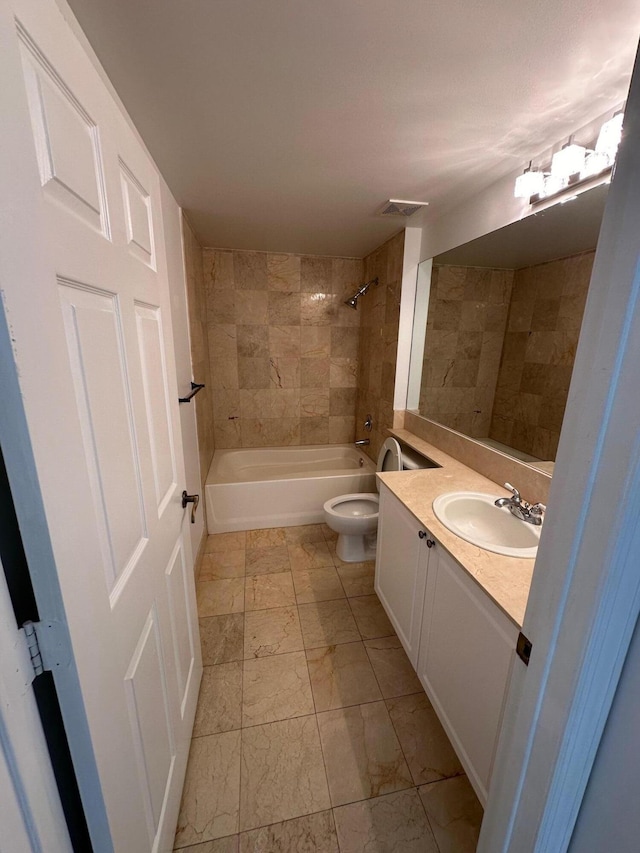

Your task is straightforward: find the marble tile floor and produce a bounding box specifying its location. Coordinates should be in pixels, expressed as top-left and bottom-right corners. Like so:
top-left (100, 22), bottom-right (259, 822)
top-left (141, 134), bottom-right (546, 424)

top-left (175, 523), bottom-right (483, 852)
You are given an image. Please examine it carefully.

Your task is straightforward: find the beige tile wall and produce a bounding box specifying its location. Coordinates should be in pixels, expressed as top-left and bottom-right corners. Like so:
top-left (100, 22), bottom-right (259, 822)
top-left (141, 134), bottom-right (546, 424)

top-left (355, 231), bottom-right (405, 463)
top-left (203, 248), bottom-right (364, 447)
top-left (182, 216), bottom-right (215, 492)
top-left (419, 265), bottom-right (514, 438)
top-left (489, 250), bottom-right (594, 460)
top-left (402, 412), bottom-right (552, 503)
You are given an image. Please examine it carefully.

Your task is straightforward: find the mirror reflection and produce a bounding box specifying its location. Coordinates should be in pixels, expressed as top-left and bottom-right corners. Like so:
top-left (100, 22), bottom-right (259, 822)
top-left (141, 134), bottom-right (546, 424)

top-left (411, 183), bottom-right (608, 472)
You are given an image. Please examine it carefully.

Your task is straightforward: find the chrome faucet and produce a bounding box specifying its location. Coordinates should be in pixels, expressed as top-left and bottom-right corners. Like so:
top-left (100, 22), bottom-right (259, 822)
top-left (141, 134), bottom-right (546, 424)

top-left (495, 483), bottom-right (546, 526)
top-left (355, 438), bottom-right (370, 447)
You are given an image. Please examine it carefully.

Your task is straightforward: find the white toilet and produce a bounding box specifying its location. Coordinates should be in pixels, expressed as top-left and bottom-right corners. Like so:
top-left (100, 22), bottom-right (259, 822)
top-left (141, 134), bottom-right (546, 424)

top-left (323, 437), bottom-right (404, 562)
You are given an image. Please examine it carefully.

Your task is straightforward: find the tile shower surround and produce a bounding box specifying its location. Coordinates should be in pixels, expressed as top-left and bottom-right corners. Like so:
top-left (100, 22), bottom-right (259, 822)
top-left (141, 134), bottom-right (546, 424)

top-left (419, 251), bottom-right (593, 461)
top-left (174, 523), bottom-right (483, 851)
top-left (355, 231), bottom-right (405, 463)
top-left (490, 250), bottom-right (593, 460)
top-left (419, 264), bottom-right (514, 438)
top-left (203, 248), bottom-right (364, 448)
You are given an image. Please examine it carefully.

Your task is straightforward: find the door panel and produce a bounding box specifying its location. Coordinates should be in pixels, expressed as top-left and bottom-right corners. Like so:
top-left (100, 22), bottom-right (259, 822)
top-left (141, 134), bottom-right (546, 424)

top-left (18, 26), bottom-right (108, 236)
top-left (375, 485), bottom-right (429, 665)
top-left (165, 540), bottom-right (197, 714)
top-left (418, 548), bottom-right (517, 803)
top-left (125, 606), bottom-right (175, 843)
top-left (135, 303), bottom-right (178, 513)
top-left (120, 161), bottom-right (155, 267)
top-left (1, 2), bottom-right (202, 849)
top-left (59, 280), bottom-right (147, 588)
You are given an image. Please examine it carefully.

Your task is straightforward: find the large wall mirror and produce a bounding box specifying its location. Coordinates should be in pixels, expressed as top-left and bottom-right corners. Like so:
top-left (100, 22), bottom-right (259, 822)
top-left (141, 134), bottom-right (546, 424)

top-left (408, 183), bottom-right (608, 474)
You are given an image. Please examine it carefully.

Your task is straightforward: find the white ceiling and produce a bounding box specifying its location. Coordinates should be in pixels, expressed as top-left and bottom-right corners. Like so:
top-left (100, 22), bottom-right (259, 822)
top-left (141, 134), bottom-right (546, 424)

top-left (65, 0), bottom-right (640, 258)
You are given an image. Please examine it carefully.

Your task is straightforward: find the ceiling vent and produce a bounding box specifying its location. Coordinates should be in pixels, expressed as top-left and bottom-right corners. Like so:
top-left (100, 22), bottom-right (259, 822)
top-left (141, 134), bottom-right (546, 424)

top-left (379, 199), bottom-right (429, 217)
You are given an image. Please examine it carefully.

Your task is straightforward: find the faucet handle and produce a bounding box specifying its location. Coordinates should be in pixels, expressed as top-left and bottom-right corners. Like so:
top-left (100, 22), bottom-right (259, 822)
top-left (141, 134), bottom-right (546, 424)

top-left (504, 483), bottom-right (521, 502)
top-left (530, 502), bottom-right (546, 517)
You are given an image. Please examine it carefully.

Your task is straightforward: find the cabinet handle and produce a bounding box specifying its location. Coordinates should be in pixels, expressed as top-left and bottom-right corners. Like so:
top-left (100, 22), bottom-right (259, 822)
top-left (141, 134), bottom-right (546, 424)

top-left (418, 531), bottom-right (435, 547)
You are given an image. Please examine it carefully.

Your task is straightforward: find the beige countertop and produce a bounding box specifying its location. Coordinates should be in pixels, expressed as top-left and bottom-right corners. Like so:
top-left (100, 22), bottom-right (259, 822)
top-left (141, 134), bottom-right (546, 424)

top-left (377, 429), bottom-right (536, 628)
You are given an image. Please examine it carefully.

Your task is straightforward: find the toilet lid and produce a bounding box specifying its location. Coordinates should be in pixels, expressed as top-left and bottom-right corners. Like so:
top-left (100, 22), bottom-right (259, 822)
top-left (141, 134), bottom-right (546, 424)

top-left (377, 437), bottom-right (403, 472)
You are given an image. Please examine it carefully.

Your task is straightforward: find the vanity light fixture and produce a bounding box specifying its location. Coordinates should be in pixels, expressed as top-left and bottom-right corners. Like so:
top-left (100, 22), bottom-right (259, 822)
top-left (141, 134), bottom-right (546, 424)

top-left (551, 139), bottom-right (586, 181)
top-left (514, 162), bottom-right (545, 199)
top-left (514, 110), bottom-right (624, 204)
top-left (596, 111), bottom-right (624, 163)
top-left (543, 173), bottom-right (569, 197)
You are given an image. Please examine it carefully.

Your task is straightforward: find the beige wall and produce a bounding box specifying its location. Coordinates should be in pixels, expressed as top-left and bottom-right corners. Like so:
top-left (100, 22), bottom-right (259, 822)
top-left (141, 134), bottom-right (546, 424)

top-left (490, 250), bottom-right (594, 460)
top-left (419, 264), bottom-right (513, 437)
top-left (182, 217), bottom-right (215, 490)
top-left (355, 231), bottom-right (405, 462)
top-left (203, 248), bottom-right (363, 447)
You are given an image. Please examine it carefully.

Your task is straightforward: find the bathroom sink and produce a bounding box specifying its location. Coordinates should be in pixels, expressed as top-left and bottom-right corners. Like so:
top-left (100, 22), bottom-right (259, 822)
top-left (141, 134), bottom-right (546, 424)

top-left (432, 492), bottom-right (541, 558)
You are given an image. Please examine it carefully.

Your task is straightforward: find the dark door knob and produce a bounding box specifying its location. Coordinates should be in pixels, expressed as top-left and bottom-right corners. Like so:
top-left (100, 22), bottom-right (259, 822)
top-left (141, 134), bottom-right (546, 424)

top-left (181, 491), bottom-right (200, 524)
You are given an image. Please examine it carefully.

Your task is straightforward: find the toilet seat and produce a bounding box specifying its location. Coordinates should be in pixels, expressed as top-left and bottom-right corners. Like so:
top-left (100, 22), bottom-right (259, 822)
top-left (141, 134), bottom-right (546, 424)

top-left (325, 493), bottom-right (379, 519)
top-left (323, 493), bottom-right (379, 557)
top-left (377, 436), bottom-right (403, 475)
top-left (323, 438), bottom-right (404, 561)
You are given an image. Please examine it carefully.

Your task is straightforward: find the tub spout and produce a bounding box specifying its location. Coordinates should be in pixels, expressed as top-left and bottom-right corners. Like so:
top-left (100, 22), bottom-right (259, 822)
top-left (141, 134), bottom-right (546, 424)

top-left (355, 438), bottom-right (370, 447)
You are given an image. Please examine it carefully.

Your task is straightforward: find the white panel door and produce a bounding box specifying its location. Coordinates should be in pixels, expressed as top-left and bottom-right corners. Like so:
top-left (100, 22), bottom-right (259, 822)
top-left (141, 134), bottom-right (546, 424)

top-left (0, 1), bottom-right (201, 850)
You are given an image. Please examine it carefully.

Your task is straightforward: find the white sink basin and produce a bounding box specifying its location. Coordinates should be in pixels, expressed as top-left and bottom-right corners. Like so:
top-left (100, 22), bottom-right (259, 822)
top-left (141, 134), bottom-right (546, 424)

top-left (432, 492), bottom-right (541, 558)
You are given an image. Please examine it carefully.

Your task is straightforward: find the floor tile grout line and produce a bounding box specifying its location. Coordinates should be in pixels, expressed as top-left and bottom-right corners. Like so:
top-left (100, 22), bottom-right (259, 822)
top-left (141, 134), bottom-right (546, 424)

top-left (311, 563), bottom-right (444, 848)
top-left (238, 805), bottom-right (337, 841)
top-left (289, 535), bottom-right (337, 826)
top-left (238, 555), bottom-right (246, 835)
top-left (371, 655), bottom-right (457, 853)
top-left (196, 529), bottom-right (438, 847)
top-left (192, 531), bottom-right (445, 850)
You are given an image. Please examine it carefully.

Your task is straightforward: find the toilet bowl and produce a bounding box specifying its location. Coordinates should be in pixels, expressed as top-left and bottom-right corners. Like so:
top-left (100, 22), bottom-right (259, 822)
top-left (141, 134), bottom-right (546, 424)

top-left (323, 437), bottom-right (403, 562)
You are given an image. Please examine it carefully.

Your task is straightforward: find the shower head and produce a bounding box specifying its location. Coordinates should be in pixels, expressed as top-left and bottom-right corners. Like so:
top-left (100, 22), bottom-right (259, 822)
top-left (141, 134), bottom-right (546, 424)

top-left (344, 277), bottom-right (379, 309)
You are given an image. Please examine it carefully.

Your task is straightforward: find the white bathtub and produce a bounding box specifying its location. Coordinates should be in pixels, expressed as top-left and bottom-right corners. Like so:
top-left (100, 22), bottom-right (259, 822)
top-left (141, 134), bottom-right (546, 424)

top-left (205, 444), bottom-right (377, 533)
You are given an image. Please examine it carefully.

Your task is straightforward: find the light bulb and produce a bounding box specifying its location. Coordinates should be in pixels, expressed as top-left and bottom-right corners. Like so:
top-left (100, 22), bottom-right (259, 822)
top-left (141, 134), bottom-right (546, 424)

top-left (596, 113), bottom-right (624, 165)
top-left (514, 168), bottom-right (545, 199)
top-left (551, 143), bottom-right (586, 180)
top-left (541, 173), bottom-right (567, 198)
top-left (581, 150), bottom-right (609, 180)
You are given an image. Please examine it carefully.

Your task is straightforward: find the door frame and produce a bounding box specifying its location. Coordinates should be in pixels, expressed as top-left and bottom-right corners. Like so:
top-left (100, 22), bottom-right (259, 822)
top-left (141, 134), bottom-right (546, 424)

top-left (478, 43), bottom-right (640, 851)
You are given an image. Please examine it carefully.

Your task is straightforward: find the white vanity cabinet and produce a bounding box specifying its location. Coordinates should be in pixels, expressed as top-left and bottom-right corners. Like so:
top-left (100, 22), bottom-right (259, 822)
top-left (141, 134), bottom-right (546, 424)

top-left (375, 483), bottom-right (519, 805)
top-left (417, 544), bottom-right (518, 804)
top-left (375, 483), bottom-right (432, 666)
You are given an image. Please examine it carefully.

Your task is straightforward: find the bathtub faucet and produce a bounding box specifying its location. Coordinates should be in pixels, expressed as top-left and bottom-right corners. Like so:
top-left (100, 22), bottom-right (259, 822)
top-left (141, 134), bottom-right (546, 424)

top-left (355, 438), bottom-right (370, 447)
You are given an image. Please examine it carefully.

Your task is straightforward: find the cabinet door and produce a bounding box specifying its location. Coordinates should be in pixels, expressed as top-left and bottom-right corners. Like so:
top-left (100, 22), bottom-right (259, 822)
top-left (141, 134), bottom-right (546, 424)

top-left (417, 546), bottom-right (517, 805)
top-left (375, 484), bottom-right (429, 666)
